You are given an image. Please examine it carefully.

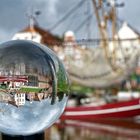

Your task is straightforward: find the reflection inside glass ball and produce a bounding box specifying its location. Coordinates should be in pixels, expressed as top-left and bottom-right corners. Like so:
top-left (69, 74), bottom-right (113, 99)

top-left (0, 40), bottom-right (69, 135)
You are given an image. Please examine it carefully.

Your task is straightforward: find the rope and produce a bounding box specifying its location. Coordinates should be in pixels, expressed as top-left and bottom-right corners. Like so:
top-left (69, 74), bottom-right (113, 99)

top-left (49, 0), bottom-right (86, 31)
top-left (74, 14), bottom-right (93, 33)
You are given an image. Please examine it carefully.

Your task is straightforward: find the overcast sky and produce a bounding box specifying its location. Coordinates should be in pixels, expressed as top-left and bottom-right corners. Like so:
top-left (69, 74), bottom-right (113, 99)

top-left (0, 0), bottom-right (140, 43)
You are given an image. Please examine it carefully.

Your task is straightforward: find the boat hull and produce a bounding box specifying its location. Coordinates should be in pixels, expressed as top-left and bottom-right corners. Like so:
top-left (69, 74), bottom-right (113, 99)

top-left (61, 98), bottom-right (140, 121)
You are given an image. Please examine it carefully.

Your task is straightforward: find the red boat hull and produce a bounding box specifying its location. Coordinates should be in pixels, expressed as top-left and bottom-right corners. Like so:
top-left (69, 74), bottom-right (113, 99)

top-left (61, 98), bottom-right (140, 121)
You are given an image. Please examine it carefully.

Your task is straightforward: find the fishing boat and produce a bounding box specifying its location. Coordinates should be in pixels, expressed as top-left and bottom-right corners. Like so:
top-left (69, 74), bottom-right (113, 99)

top-left (61, 98), bottom-right (140, 121)
top-left (58, 0), bottom-right (140, 120)
top-left (11, 1), bottom-right (140, 119)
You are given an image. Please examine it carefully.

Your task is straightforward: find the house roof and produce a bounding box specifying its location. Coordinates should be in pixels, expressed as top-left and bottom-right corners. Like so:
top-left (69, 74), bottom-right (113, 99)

top-left (19, 25), bottom-right (62, 46)
top-left (118, 22), bottom-right (140, 39)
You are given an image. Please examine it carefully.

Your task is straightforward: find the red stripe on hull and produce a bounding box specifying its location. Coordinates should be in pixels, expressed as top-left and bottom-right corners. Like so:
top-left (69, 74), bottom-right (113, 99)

top-left (65, 98), bottom-right (140, 111)
top-left (61, 108), bottom-right (140, 120)
top-left (61, 98), bottom-right (140, 121)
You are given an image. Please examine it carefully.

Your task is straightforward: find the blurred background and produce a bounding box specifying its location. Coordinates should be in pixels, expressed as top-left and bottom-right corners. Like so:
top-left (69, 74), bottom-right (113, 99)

top-left (0, 0), bottom-right (140, 139)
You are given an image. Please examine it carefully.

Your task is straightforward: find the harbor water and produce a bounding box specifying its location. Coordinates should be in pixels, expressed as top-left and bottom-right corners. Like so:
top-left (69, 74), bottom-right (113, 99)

top-left (44, 119), bottom-right (140, 140)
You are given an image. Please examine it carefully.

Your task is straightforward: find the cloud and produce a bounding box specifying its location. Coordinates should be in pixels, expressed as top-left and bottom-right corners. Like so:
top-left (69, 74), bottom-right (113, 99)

top-left (48, 0), bottom-right (59, 15)
top-left (32, 0), bottom-right (58, 16)
top-left (0, 0), bottom-right (140, 42)
top-left (0, 28), bottom-right (15, 43)
top-left (0, 0), bottom-right (59, 43)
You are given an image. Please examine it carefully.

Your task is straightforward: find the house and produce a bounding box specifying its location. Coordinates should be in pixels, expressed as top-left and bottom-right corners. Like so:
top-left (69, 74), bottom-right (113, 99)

top-left (26, 92), bottom-right (35, 103)
top-left (109, 22), bottom-right (140, 53)
top-left (44, 91), bottom-right (49, 99)
top-left (14, 93), bottom-right (26, 106)
top-left (118, 22), bottom-right (140, 54)
top-left (12, 14), bottom-right (62, 48)
top-left (37, 93), bottom-right (44, 101)
top-left (108, 22), bottom-right (140, 66)
top-left (0, 94), bottom-right (12, 103)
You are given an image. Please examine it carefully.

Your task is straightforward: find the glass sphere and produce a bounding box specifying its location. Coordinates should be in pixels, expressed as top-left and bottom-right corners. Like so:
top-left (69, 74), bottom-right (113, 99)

top-left (0, 40), bottom-right (69, 135)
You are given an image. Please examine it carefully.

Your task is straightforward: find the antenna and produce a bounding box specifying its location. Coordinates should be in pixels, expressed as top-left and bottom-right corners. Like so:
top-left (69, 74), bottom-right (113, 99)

top-left (26, 7), bottom-right (41, 28)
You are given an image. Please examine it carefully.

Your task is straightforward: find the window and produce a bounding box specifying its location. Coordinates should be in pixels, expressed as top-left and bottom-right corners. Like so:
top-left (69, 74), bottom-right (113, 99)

top-left (28, 75), bottom-right (38, 86)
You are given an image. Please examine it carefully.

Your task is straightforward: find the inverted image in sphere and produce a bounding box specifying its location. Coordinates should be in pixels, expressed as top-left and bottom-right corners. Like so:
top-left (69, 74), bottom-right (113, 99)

top-left (0, 40), bottom-right (69, 135)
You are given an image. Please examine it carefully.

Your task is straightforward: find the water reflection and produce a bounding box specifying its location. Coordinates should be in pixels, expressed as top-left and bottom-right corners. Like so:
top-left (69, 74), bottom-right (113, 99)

top-left (45, 120), bottom-right (140, 140)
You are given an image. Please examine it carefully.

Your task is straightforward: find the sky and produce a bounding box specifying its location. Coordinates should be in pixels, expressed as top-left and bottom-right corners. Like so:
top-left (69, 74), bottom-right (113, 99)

top-left (0, 0), bottom-right (140, 43)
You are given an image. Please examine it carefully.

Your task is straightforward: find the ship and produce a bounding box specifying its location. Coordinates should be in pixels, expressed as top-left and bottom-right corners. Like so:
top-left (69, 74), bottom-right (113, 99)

top-left (61, 98), bottom-right (140, 121)
top-left (11, 0), bottom-right (140, 119)
top-left (59, 0), bottom-right (140, 120)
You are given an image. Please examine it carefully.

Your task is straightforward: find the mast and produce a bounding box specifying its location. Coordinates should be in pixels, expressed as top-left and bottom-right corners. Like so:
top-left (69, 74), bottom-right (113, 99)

top-left (92, 0), bottom-right (110, 64)
top-left (109, 1), bottom-right (118, 66)
top-left (112, 5), bottom-right (117, 40)
top-left (91, 0), bottom-right (125, 71)
top-left (92, 0), bottom-right (123, 40)
top-left (108, 0), bottom-right (125, 67)
top-left (92, 0), bottom-right (107, 40)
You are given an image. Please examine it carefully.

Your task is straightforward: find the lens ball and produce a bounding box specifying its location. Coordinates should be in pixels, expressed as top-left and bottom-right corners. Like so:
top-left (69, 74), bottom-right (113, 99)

top-left (0, 40), bottom-right (69, 135)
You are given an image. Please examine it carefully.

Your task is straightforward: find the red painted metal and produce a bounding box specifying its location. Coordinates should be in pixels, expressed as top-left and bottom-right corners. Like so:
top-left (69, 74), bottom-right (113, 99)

top-left (61, 98), bottom-right (140, 121)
